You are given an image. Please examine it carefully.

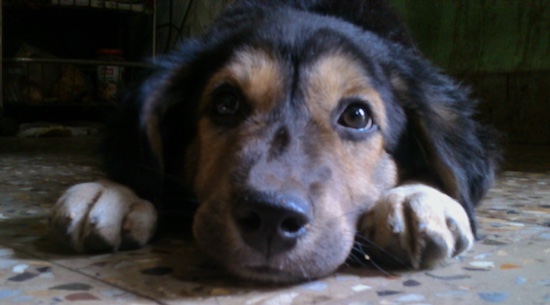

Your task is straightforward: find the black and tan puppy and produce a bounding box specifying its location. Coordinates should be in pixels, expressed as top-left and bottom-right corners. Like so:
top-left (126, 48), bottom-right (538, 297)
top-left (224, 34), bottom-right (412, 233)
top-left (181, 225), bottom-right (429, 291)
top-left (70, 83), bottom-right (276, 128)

top-left (51, 0), bottom-right (497, 283)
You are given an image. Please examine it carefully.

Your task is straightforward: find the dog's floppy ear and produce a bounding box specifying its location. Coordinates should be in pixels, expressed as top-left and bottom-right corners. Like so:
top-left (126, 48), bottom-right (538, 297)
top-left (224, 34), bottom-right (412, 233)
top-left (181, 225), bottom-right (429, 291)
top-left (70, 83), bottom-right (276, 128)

top-left (100, 62), bottom-right (199, 206)
top-left (139, 65), bottom-right (203, 204)
top-left (140, 79), bottom-right (170, 172)
top-left (107, 27), bottom-right (238, 206)
top-left (100, 86), bottom-right (166, 202)
top-left (392, 71), bottom-right (498, 235)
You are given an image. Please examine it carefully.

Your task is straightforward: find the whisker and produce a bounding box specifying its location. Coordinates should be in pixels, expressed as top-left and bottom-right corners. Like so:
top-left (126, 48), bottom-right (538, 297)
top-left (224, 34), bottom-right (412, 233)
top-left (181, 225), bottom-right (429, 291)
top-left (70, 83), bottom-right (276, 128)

top-left (346, 247), bottom-right (370, 267)
top-left (361, 253), bottom-right (394, 277)
top-left (353, 234), bottom-right (410, 269)
top-left (346, 242), bottom-right (396, 276)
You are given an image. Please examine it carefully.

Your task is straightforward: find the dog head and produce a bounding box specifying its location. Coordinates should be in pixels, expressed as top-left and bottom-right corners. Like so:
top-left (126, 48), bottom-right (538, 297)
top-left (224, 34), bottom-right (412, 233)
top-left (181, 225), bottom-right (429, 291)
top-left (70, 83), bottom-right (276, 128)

top-left (145, 12), bottom-right (402, 282)
top-left (133, 3), bottom-right (493, 283)
top-left (190, 42), bottom-right (403, 281)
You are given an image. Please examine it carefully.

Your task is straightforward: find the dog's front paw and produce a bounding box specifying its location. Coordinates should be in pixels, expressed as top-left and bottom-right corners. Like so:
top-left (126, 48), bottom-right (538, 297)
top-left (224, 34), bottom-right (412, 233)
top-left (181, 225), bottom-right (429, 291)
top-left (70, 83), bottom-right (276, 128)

top-left (50, 180), bottom-right (157, 253)
top-left (358, 184), bottom-right (473, 269)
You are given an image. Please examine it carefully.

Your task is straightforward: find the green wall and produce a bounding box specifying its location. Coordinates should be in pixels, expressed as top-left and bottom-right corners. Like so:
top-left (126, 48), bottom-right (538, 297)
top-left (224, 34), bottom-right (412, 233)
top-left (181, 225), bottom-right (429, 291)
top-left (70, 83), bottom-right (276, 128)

top-left (392, 0), bottom-right (550, 74)
top-left (393, 0), bottom-right (550, 144)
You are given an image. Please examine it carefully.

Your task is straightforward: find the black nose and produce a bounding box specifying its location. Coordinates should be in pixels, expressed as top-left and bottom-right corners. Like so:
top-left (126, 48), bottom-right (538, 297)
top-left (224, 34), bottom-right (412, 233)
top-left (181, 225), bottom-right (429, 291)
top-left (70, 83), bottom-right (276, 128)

top-left (232, 192), bottom-right (311, 257)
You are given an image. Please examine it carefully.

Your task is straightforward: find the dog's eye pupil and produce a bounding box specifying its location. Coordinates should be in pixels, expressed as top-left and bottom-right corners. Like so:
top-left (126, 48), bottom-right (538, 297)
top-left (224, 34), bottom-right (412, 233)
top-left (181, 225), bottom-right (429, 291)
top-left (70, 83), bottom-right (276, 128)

top-left (339, 104), bottom-right (373, 130)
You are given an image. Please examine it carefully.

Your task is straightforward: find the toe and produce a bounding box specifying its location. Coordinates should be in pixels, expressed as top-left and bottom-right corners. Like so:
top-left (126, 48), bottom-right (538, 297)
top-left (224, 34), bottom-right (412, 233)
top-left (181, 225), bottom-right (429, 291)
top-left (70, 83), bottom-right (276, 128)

top-left (418, 231), bottom-right (451, 269)
top-left (447, 218), bottom-right (473, 257)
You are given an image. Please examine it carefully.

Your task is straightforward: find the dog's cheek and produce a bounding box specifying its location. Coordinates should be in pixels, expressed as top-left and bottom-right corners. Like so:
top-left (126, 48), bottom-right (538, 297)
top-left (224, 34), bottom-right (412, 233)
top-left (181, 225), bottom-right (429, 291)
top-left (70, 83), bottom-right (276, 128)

top-left (287, 135), bottom-right (397, 275)
top-left (372, 151), bottom-right (399, 198)
top-left (192, 200), bottom-right (236, 256)
top-left (315, 209), bottom-right (357, 268)
top-left (183, 138), bottom-right (199, 189)
top-left (190, 121), bottom-right (246, 261)
top-left (333, 134), bottom-right (398, 214)
top-left (193, 120), bottom-right (235, 202)
top-left (293, 181), bottom-right (358, 275)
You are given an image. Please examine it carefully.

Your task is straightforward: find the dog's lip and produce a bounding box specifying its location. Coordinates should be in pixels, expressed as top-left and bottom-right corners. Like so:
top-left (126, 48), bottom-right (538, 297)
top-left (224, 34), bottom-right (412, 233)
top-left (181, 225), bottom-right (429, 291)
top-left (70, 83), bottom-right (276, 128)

top-left (244, 265), bottom-right (288, 276)
top-left (246, 265), bottom-right (282, 273)
top-left (240, 264), bottom-right (316, 283)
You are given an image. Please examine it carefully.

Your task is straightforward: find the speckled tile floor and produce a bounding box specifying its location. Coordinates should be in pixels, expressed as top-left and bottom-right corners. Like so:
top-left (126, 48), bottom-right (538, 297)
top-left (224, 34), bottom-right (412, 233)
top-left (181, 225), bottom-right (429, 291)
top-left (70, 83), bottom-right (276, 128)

top-left (0, 137), bottom-right (549, 305)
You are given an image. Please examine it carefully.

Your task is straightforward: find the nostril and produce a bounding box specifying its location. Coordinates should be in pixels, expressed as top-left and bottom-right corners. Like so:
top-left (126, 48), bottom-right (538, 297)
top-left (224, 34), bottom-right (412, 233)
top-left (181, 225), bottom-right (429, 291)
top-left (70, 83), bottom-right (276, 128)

top-left (280, 216), bottom-right (307, 235)
top-left (232, 192), bottom-right (311, 256)
top-left (236, 211), bottom-right (262, 232)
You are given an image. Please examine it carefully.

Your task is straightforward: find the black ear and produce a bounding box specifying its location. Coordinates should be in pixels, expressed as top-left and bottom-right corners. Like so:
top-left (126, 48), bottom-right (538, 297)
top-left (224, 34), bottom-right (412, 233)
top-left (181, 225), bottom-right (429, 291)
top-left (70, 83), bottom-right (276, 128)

top-left (100, 63), bottom-right (199, 207)
top-left (100, 87), bottom-right (165, 203)
top-left (392, 70), bottom-right (498, 236)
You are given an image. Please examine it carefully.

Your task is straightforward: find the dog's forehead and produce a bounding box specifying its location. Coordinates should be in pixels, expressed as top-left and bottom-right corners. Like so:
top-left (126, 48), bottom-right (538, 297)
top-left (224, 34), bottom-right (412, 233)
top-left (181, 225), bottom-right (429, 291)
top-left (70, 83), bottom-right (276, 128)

top-left (202, 46), bottom-right (387, 128)
top-left (302, 53), bottom-right (388, 131)
top-left (203, 47), bottom-right (284, 113)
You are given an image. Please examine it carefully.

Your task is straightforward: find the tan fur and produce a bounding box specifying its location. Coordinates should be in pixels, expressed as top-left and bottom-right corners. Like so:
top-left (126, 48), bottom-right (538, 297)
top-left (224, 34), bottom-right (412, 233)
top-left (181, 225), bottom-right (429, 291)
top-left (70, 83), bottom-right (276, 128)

top-left (200, 47), bottom-right (283, 114)
top-left (191, 49), bottom-right (398, 281)
top-left (194, 48), bottom-right (285, 200)
top-left (303, 52), bottom-right (398, 211)
top-left (305, 54), bottom-right (389, 130)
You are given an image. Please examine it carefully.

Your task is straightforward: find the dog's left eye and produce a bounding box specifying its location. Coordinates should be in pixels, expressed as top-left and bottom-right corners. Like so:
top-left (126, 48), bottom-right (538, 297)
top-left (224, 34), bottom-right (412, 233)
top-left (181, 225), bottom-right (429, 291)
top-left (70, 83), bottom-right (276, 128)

top-left (338, 103), bottom-right (374, 130)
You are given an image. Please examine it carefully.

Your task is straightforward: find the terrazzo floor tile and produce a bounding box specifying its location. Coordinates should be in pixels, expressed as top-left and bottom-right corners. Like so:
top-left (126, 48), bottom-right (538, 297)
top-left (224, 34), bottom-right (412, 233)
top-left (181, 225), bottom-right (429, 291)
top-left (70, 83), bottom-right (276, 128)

top-left (1, 137), bottom-right (549, 304)
top-left (0, 245), bottom-right (156, 304)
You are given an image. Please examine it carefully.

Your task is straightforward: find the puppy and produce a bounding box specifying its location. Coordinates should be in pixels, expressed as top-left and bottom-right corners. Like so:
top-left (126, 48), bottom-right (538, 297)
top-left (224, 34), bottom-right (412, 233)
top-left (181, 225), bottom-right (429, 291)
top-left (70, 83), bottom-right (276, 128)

top-left (51, 0), bottom-right (497, 283)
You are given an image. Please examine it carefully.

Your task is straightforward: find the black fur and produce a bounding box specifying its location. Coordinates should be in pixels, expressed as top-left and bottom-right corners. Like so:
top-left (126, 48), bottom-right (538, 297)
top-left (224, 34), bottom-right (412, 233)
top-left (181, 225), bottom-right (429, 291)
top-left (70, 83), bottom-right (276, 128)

top-left (101, 0), bottom-right (497, 235)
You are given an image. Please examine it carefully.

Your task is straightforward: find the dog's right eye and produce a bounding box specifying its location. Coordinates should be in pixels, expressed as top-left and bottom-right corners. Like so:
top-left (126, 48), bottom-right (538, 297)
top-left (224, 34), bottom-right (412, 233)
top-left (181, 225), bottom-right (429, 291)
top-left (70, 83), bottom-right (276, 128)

top-left (209, 85), bottom-right (249, 127)
top-left (212, 88), bottom-right (241, 116)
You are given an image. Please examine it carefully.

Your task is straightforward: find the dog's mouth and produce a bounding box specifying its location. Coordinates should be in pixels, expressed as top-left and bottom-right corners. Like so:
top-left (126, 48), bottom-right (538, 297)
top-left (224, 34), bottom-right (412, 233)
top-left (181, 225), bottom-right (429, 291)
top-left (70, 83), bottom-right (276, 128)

top-left (237, 264), bottom-right (309, 283)
top-left (192, 190), bottom-right (360, 283)
top-left (245, 265), bottom-right (286, 275)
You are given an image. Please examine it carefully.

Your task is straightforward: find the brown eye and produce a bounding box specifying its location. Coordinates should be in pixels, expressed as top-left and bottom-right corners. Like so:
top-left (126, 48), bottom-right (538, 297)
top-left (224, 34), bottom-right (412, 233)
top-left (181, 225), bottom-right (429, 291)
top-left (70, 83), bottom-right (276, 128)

top-left (213, 90), bottom-right (241, 115)
top-left (338, 104), bottom-right (374, 130)
top-left (210, 84), bottom-right (249, 127)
